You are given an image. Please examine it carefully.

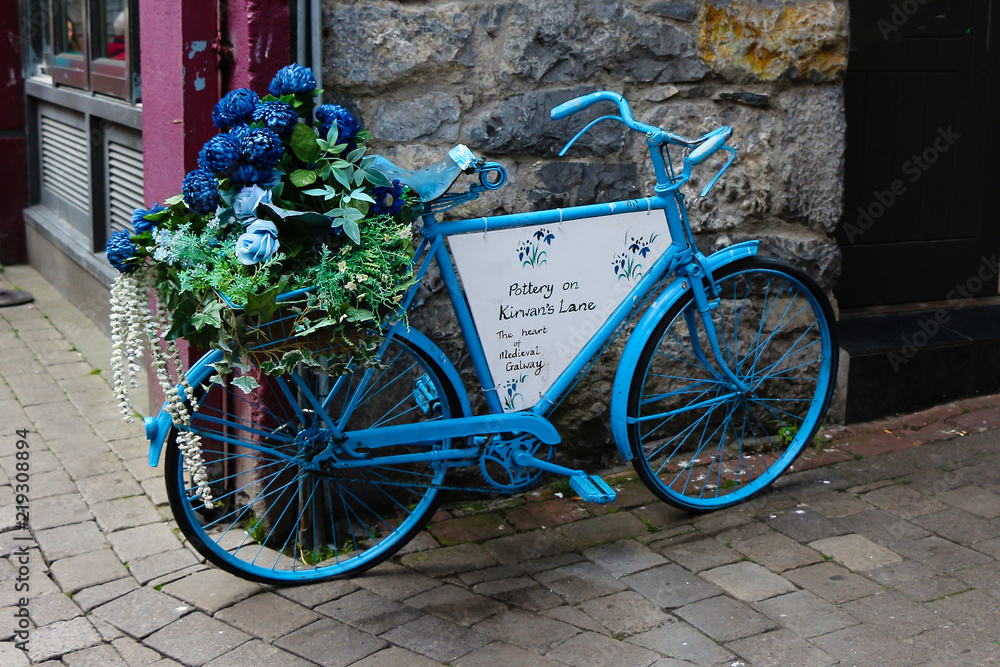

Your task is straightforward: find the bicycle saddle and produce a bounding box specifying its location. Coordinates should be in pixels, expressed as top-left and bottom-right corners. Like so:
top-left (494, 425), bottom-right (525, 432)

top-left (371, 145), bottom-right (477, 203)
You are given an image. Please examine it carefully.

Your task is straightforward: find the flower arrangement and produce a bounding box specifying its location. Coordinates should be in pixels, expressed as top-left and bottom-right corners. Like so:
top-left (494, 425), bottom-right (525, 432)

top-left (107, 64), bottom-right (417, 505)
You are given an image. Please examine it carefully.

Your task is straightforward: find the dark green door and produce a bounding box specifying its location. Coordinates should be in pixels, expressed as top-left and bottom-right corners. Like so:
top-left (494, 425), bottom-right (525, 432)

top-left (836, 0), bottom-right (1000, 307)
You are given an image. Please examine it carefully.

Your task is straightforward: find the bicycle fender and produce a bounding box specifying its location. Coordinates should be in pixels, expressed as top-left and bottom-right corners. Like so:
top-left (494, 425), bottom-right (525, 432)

top-left (146, 349), bottom-right (225, 468)
top-left (145, 331), bottom-right (472, 468)
top-left (609, 241), bottom-right (759, 461)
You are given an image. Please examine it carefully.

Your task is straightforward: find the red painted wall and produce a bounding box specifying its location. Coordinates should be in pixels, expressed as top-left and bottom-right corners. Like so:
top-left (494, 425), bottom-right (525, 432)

top-left (0, 7), bottom-right (28, 264)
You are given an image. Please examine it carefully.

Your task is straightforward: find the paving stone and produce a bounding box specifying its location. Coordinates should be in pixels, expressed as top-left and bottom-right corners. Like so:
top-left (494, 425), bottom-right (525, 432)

top-left (123, 457), bottom-right (162, 483)
top-left (675, 594), bottom-right (777, 643)
top-left (144, 612), bottom-right (251, 667)
top-left (453, 641), bottom-right (566, 667)
top-left (379, 614), bottom-right (489, 663)
top-left (90, 496), bottom-right (162, 534)
top-left (399, 543), bottom-right (497, 576)
top-left (160, 569), bottom-right (263, 615)
top-left (699, 561), bottom-right (796, 602)
top-left (778, 467), bottom-right (856, 497)
top-left (765, 507), bottom-right (848, 543)
top-left (835, 509), bottom-right (931, 548)
top-left (61, 643), bottom-right (129, 667)
top-left (472, 575), bottom-right (563, 611)
top-left (804, 491), bottom-right (872, 518)
top-left (482, 530), bottom-right (575, 565)
top-left (394, 531), bottom-right (439, 556)
top-left (520, 551), bottom-right (584, 574)
top-left (783, 562), bottom-right (884, 604)
top-left (1, 450), bottom-right (63, 476)
top-left (49, 549), bottom-right (129, 594)
top-left (274, 579), bottom-right (359, 608)
top-left (458, 563), bottom-right (525, 586)
top-left (71, 578), bottom-right (140, 613)
top-left (91, 587), bottom-right (191, 639)
top-left (30, 592), bottom-right (83, 626)
top-left (405, 584), bottom-right (506, 627)
top-left (35, 522), bottom-right (108, 561)
top-left (112, 635), bottom-right (169, 666)
top-left (912, 507), bottom-right (1000, 545)
top-left (578, 590), bottom-right (674, 637)
top-left (583, 539), bottom-right (667, 578)
top-left (865, 559), bottom-right (968, 603)
top-left (548, 630), bottom-right (661, 667)
top-left (532, 561), bottom-right (628, 604)
top-left (621, 563), bottom-right (721, 609)
top-left (712, 518), bottom-right (772, 545)
top-left (840, 590), bottom-right (945, 637)
top-left (90, 615), bottom-right (125, 641)
top-left (471, 607), bottom-right (578, 649)
top-left (811, 624), bottom-right (925, 666)
top-left (931, 484), bottom-right (1000, 519)
top-left (893, 535), bottom-right (993, 573)
top-left (107, 524), bottom-right (181, 563)
top-left (201, 639), bottom-right (313, 667)
top-left (504, 498), bottom-right (588, 530)
top-left (31, 493), bottom-right (93, 531)
top-left (730, 530), bottom-right (824, 572)
top-left (427, 513), bottom-right (512, 544)
top-left (27, 616), bottom-right (102, 663)
top-left (139, 478), bottom-right (169, 508)
top-left (753, 590), bottom-right (858, 638)
top-left (214, 592), bottom-right (321, 642)
top-left (60, 450), bottom-right (127, 480)
top-left (626, 619), bottom-right (735, 664)
top-left (559, 512), bottom-right (649, 548)
top-left (809, 534), bottom-right (903, 572)
top-left (542, 604), bottom-right (611, 635)
top-left (631, 505), bottom-right (691, 533)
top-left (726, 627), bottom-right (837, 667)
top-left (655, 536), bottom-right (742, 572)
top-left (355, 562), bottom-right (439, 601)
top-left (127, 550), bottom-right (200, 586)
top-left (315, 589), bottom-right (421, 634)
top-left (0, 642), bottom-right (29, 666)
top-left (29, 469), bottom-right (77, 500)
top-left (908, 624), bottom-right (1000, 665)
top-left (862, 484), bottom-right (947, 519)
top-left (925, 589), bottom-right (1000, 636)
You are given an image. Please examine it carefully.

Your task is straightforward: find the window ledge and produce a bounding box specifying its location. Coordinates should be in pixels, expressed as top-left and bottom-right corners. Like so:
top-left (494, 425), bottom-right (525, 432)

top-left (25, 78), bottom-right (141, 130)
top-left (23, 205), bottom-right (117, 287)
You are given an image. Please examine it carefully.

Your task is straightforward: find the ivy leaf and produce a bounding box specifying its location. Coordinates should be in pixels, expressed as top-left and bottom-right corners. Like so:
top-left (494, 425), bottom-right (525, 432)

top-left (232, 374), bottom-right (261, 394)
top-left (363, 168), bottom-right (392, 188)
top-left (290, 169), bottom-right (317, 187)
top-left (342, 219), bottom-right (361, 244)
top-left (345, 307), bottom-right (375, 322)
top-left (191, 300), bottom-right (226, 330)
top-left (290, 122), bottom-right (321, 163)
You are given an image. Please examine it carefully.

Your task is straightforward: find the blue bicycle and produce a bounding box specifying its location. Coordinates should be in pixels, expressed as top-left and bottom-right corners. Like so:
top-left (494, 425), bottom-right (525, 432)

top-left (148, 92), bottom-right (838, 583)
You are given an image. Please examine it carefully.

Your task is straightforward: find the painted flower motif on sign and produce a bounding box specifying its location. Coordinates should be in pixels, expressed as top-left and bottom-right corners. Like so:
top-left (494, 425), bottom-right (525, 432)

top-left (500, 374), bottom-right (528, 411)
top-left (613, 230), bottom-right (659, 281)
top-left (517, 227), bottom-right (554, 268)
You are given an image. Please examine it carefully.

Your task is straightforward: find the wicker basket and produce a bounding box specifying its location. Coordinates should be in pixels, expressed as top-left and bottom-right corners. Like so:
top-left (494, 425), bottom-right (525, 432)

top-left (245, 306), bottom-right (368, 367)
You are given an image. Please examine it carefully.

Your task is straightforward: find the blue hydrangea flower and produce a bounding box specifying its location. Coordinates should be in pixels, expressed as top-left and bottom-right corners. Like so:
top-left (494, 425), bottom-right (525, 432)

top-left (372, 179), bottom-right (404, 217)
top-left (106, 229), bottom-right (138, 273)
top-left (252, 101), bottom-right (298, 138)
top-left (182, 169), bottom-right (221, 215)
top-left (315, 104), bottom-right (359, 147)
top-left (227, 124), bottom-right (253, 144)
top-left (198, 134), bottom-right (241, 176)
top-left (268, 64), bottom-right (317, 97)
top-left (131, 203), bottom-right (166, 234)
top-left (230, 162), bottom-right (277, 188)
top-left (212, 89), bottom-right (260, 130)
top-left (239, 127), bottom-right (283, 167)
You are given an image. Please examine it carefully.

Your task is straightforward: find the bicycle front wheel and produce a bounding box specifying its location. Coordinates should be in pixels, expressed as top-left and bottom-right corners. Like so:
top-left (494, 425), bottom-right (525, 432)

top-left (628, 257), bottom-right (838, 511)
top-left (165, 333), bottom-right (465, 584)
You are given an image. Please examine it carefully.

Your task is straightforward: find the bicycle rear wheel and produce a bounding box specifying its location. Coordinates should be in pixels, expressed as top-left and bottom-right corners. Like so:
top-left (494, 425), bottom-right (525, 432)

top-left (165, 333), bottom-right (465, 583)
top-left (628, 257), bottom-right (837, 511)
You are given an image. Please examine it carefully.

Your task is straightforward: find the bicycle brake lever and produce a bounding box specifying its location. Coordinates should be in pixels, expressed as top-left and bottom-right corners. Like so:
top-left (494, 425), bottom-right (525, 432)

top-left (558, 115), bottom-right (629, 157)
top-left (699, 146), bottom-right (737, 197)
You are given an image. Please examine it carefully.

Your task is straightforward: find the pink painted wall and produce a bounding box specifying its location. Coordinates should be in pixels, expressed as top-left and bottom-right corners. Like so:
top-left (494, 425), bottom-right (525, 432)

top-left (1, 7), bottom-right (28, 264)
top-left (224, 0), bottom-right (290, 94)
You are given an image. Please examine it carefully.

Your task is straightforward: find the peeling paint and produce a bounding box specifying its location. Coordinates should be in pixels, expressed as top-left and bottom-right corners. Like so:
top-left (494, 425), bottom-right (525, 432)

top-left (193, 75), bottom-right (206, 91)
top-left (700, 2), bottom-right (847, 83)
top-left (188, 40), bottom-right (208, 60)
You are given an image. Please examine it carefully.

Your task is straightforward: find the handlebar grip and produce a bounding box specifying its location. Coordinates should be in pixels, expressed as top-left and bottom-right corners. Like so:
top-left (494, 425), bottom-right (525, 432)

top-left (551, 91), bottom-right (627, 120)
top-left (686, 127), bottom-right (733, 165)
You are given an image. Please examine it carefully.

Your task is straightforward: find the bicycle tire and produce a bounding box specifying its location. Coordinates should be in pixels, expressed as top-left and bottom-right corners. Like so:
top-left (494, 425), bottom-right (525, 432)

top-left (627, 256), bottom-right (838, 511)
top-left (165, 331), bottom-right (466, 584)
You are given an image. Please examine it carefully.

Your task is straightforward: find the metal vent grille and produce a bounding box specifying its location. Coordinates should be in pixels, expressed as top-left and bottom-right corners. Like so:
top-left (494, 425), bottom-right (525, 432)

top-left (108, 141), bottom-right (144, 235)
top-left (40, 115), bottom-right (90, 213)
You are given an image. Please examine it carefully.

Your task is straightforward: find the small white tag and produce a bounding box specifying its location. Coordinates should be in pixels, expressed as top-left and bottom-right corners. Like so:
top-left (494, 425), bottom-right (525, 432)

top-left (448, 144), bottom-right (477, 171)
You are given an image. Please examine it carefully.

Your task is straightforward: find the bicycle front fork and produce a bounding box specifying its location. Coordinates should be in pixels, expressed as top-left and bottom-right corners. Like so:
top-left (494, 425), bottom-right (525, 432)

top-left (681, 267), bottom-right (750, 396)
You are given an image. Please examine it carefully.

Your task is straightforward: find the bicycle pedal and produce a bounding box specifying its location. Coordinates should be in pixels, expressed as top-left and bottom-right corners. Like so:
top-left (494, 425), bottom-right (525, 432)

top-left (569, 474), bottom-right (616, 504)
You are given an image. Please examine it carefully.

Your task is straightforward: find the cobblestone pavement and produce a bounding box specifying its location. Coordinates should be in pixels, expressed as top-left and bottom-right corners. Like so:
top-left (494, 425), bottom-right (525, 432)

top-left (3, 265), bottom-right (1000, 666)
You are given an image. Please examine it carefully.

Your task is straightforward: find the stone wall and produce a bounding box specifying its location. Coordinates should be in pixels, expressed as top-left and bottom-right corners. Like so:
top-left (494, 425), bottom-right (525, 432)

top-left (322, 0), bottom-right (849, 463)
